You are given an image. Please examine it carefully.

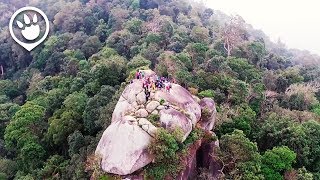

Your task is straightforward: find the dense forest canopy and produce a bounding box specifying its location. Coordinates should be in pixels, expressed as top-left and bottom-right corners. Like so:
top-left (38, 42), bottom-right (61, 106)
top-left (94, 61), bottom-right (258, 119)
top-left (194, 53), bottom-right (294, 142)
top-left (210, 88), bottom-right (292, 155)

top-left (0, 0), bottom-right (320, 179)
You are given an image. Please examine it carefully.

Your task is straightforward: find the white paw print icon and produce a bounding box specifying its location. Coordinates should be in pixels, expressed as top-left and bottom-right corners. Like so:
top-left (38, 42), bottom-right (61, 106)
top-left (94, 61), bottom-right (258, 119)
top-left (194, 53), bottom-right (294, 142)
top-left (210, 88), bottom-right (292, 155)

top-left (16, 14), bottom-right (40, 41)
top-left (9, 7), bottom-right (50, 51)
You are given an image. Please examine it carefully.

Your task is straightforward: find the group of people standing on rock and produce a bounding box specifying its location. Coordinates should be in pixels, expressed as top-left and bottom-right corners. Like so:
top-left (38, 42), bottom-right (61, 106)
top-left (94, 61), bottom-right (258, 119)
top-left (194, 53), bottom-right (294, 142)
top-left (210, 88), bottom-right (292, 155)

top-left (135, 70), bottom-right (173, 101)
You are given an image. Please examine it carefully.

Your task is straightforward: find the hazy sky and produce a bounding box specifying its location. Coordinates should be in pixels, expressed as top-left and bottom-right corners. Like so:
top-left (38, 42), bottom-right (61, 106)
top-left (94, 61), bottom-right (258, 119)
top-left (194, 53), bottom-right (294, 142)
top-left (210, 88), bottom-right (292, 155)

top-left (204, 0), bottom-right (320, 55)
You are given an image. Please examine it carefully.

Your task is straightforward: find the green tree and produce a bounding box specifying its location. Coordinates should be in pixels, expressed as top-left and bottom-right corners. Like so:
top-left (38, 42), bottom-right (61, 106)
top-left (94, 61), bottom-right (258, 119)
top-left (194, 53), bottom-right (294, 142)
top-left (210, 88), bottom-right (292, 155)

top-left (4, 102), bottom-right (45, 150)
top-left (125, 18), bottom-right (143, 34)
top-left (47, 92), bottom-right (88, 145)
top-left (261, 146), bottom-right (296, 180)
top-left (175, 53), bottom-right (192, 71)
top-left (130, 0), bottom-right (140, 10)
top-left (0, 80), bottom-right (20, 99)
top-left (53, 1), bottom-right (95, 33)
top-left (301, 121), bottom-right (320, 172)
top-left (218, 130), bottom-right (263, 179)
top-left (19, 141), bottom-right (46, 172)
top-left (246, 41), bottom-right (267, 66)
top-left (227, 58), bottom-right (262, 82)
top-left (217, 104), bottom-right (256, 137)
top-left (255, 113), bottom-right (310, 168)
top-left (228, 80), bottom-right (249, 105)
top-left (4, 102), bottom-right (46, 172)
top-left (175, 70), bottom-right (193, 88)
top-left (67, 130), bottom-right (85, 156)
top-left (81, 36), bottom-right (102, 58)
top-left (95, 19), bottom-right (108, 42)
top-left (204, 56), bottom-right (228, 73)
top-left (191, 26), bottom-right (210, 43)
top-left (275, 67), bottom-right (304, 93)
top-left (106, 30), bottom-right (135, 58)
top-left (91, 55), bottom-right (127, 87)
top-left (294, 167), bottom-right (314, 180)
top-left (107, 7), bottom-right (129, 31)
top-left (83, 86), bottom-right (116, 134)
top-left (0, 103), bottom-right (19, 136)
top-left (145, 33), bottom-right (163, 45)
top-left (281, 83), bottom-right (318, 111)
top-left (127, 55), bottom-right (151, 70)
top-left (147, 128), bottom-right (183, 179)
top-left (141, 43), bottom-right (162, 66)
top-left (39, 155), bottom-right (69, 179)
top-left (0, 158), bottom-right (17, 179)
top-left (186, 43), bottom-right (209, 66)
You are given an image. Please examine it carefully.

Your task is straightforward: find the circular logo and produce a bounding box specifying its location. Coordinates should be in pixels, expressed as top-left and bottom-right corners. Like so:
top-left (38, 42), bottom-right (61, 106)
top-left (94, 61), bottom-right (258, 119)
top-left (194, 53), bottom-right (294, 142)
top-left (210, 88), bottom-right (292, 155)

top-left (9, 6), bottom-right (50, 51)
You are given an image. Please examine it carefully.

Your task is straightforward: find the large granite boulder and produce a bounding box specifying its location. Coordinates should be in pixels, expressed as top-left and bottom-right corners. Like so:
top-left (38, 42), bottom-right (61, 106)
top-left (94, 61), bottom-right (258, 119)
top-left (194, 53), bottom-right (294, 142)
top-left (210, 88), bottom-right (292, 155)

top-left (95, 121), bottom-right (154, 175)
top-left (159, 108), bottom-right (193, 141)
top-left (95, 70), bottom-right (216, 176)
top-left (198, 98), bottom-right (217, 131)
top-left (154, 84), bottom-right (202, 125)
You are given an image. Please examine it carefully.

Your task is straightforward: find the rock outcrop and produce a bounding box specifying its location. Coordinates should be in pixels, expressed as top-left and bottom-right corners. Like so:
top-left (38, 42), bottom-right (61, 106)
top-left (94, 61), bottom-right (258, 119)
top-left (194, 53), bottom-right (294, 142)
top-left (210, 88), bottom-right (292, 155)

top-left (95, 121), bottom-right (154, 175)
top-left (198, 98), bottom-right (217, 131)
top-left (95, 70), bottom-right (217, 176)
top-left (176, 135), bottom-right (220, 180)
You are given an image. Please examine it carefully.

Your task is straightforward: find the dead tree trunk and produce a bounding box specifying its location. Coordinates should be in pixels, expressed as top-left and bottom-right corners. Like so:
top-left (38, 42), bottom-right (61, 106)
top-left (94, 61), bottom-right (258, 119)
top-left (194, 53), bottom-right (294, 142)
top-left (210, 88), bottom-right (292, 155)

top-left (224, 37), bottom-right (231, 57)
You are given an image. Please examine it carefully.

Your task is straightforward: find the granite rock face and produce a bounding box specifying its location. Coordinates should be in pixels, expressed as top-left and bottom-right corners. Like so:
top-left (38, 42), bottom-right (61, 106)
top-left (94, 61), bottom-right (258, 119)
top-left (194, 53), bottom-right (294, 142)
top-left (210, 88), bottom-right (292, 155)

top-left (198, 98), bottom-right (217, 131)
top-left (95, 121), bottom-right (154, 175)
top-left (95, 70), bottom-right (217, 175)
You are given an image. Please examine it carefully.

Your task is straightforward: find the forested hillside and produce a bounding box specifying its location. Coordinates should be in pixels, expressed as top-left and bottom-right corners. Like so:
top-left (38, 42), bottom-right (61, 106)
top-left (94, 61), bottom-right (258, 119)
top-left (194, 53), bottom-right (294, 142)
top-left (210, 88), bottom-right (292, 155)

top-left (0, 0), bottom-right (320, 179)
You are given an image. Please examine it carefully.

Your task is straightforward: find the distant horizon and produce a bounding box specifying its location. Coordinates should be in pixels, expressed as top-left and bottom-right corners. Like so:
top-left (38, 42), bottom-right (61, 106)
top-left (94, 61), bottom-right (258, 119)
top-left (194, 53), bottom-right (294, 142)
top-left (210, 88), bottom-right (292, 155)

top-left (203, 0), bottom-right (320, 56)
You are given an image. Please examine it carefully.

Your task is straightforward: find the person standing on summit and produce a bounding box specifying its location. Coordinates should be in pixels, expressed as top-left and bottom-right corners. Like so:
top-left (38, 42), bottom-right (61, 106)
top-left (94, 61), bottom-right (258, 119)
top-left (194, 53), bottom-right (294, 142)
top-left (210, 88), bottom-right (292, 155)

top-left (151, 80), bottom-right (156, 91)
top-left (141, 71), bottom-right (145, 78)
top-left (135, 70), bottom-right (141, 79)
top-left (164, 81), bottom-right (171, 93)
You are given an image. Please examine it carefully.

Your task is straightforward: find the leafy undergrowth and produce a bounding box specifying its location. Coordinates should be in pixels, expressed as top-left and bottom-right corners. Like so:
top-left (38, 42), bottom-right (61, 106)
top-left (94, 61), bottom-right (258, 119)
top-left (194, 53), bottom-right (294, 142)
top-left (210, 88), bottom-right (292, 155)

top-left (145, 127), bottom-right (210, 180)
top-left (99, 175), bottom-right (122, 180)
top-left (147, 114), bottom-right (161, 127)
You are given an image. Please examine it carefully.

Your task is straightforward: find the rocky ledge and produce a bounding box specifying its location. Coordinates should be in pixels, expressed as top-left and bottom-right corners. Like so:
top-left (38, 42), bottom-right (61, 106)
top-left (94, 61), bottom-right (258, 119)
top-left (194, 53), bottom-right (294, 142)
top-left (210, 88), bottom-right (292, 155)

top-left (95, 70), bottom-right (218, 176)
